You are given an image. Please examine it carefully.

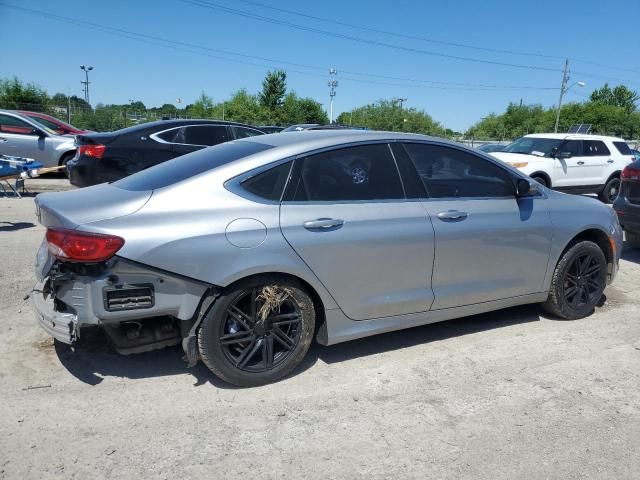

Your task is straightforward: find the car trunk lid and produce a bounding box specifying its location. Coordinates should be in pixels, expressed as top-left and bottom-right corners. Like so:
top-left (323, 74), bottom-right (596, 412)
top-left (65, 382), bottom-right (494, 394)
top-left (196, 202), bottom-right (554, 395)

top-left (35, 183), bottom-right (152, 229)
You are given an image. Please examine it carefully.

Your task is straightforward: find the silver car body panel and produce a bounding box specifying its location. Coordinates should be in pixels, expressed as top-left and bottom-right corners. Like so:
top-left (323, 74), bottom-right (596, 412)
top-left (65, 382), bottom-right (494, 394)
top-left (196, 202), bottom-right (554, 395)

top-left (0, 110), bottom-right (75, 167)
top-left (32, 130), bottom-right (622, 346)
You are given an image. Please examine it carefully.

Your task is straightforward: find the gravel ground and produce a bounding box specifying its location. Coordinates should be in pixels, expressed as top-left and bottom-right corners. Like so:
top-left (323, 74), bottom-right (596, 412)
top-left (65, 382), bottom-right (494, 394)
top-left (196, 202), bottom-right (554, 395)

top-left (1, 178), bottom-right (639, 479)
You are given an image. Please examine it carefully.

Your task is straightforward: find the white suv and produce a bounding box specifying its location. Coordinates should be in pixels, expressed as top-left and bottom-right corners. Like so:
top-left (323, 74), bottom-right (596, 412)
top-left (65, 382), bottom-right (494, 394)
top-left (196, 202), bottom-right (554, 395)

top-left (492, 133), bottom-right (635, 203)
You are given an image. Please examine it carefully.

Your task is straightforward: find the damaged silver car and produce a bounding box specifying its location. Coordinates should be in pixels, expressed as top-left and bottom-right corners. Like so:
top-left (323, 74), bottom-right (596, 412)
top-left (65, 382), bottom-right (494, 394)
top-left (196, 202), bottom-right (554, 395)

top-left (33, 131), bottom-right (622, 386)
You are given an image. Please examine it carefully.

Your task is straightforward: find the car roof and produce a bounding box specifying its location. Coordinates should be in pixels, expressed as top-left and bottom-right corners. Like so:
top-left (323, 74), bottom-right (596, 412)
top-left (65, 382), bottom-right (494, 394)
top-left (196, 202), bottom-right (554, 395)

top-left (238, 129), bottom-right (450, 154)
top-left (523, 133), bottom-right (625, 141)
top-left (103, 118), bottom-right (262, 136)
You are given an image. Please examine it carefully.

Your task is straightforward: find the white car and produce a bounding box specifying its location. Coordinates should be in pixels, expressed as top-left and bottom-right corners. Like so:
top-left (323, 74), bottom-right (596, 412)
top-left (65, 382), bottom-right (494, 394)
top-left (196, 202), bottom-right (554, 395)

top-left (491, 133), bottom-right (635, 203)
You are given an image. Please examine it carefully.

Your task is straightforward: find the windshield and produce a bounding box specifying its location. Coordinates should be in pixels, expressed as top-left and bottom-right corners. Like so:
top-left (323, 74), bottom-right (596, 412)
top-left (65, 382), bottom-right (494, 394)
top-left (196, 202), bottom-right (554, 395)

top-left (504, 137), bottom-right (564, 157)
top-left (114, 140), bottom-right (273, 191)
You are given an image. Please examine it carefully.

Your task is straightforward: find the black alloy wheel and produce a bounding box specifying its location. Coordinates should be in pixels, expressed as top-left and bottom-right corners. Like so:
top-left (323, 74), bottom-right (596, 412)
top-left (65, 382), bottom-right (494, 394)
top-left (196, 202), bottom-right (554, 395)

top-left (198, 277), bottom-right (315, 387)
top-left (219, 289), bottom-right (302, 372)
top-left (542, 240), bottom-right (606, 319)
top-left (562, 252), bottom-right (604, 309)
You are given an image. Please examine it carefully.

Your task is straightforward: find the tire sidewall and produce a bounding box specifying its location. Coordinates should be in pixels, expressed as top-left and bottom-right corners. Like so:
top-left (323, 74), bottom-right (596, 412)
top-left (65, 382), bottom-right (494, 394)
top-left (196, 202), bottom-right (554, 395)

top-left (601, 177), bottom-right (620, 204)
top-left (554, 241), bottom-right (607, 319)
top-left (198, 277), bottom-right (315, 387)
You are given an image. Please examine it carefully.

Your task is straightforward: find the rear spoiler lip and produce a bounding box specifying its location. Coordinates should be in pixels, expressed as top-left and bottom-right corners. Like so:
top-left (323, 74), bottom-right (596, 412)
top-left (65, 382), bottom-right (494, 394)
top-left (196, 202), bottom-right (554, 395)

top-left (74, 133), bottom-right (117, 146)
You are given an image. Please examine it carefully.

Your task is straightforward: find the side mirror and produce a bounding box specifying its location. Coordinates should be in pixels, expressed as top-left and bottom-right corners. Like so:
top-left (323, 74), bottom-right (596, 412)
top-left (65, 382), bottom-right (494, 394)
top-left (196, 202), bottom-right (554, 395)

top-left (31, 128), bottom-right (46, 138)
top-left (557, 151), bottom-right (572, 159)
top-left (516, 178), bottom-right (531, 196)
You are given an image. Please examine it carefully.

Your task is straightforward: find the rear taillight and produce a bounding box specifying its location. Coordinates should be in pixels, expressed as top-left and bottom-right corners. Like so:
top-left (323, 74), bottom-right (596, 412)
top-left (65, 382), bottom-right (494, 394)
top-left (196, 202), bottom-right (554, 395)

top-left (621, 165), bottom-right (640, 181)
top-left (46, 228), bottom-right (124, 263)
top-left (78, 144), bottom-right (106, 159)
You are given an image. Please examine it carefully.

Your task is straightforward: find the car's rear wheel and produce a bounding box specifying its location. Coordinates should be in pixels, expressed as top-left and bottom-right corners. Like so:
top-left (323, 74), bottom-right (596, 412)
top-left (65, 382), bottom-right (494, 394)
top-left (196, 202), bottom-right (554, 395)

top-left (198, 277), bottom-right (315, 387)
top-left (542, 240), bottom-right (606, 319)
top-left (599, 176), bottom-right (620, 203)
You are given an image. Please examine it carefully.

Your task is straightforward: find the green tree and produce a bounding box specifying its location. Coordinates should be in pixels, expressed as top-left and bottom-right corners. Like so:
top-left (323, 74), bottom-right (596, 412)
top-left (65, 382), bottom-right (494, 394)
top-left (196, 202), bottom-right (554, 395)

top-left (590, 83), bottom-right (638, 113)
top-left (337, 99), bottom-right (445, 136)
top-left (0, 77), bottom-right (49, 110)
top-left (259, 70), bottom-right (287, 111)
top-left (189, 92), bottom-right (216, 118)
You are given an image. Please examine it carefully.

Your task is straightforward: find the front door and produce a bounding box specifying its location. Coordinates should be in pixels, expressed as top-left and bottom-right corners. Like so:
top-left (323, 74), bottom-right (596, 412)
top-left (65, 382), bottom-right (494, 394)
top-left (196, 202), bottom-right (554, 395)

top-left (400, 142), bottom-right (553, 310)
top-left (0, 114), bottom-right (51, 165)
top-left (280, 143), bottom-right (435, 321)
top-left (552, 139), bottom-right (587, 188)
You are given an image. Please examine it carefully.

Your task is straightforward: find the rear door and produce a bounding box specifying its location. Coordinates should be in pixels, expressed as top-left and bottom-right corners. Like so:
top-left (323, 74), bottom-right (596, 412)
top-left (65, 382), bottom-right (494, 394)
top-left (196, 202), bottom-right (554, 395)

top-left (581, 140), bottom-right (610, 186)
top-left (231, 126), bottom-right (265, 139)
top-left (171, 125), bottom-right (231, 157)
top-left (280, 143), bottom-right (435, 320)
top-left (399, 142), bottom-right (552, 309)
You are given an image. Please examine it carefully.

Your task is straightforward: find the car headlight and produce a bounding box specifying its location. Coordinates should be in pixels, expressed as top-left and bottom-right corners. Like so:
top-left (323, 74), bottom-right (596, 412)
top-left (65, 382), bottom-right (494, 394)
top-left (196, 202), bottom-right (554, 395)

top-left (509, 162), bottom-right (529, 168)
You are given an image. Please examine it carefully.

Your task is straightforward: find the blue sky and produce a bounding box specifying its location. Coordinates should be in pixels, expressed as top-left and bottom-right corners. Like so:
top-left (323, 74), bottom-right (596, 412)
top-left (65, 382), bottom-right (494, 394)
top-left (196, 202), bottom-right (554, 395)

top-left (1, 0), bottom-right (639, 131)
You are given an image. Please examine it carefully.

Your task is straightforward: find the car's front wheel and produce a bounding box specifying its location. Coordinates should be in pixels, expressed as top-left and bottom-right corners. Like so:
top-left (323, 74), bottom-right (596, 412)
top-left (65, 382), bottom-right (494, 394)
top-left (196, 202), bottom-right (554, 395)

top-left (542, 240), bottom-right (607, 319)
top-left (531, 175), bottom-right (548, 188)
top-left (198, 276), bottom-right (315, 387)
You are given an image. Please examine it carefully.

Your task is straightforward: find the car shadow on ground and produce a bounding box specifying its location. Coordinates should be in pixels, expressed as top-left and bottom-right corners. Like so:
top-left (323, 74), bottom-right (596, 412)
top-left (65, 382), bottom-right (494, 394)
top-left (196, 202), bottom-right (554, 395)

top-left (55, 304), bottom-right (543, 389)
top-left (0, 221), bottom-right (35, 232)
top-left (621, 241), bottom-right (640, 264)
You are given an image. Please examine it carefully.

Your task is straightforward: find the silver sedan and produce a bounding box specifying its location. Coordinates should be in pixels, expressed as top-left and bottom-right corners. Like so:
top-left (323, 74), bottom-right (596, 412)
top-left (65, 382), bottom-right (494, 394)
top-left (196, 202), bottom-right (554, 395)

top-left (0, 110), bottom-right (76, 168)
top-left (33, 131), bottom-right (622, 386)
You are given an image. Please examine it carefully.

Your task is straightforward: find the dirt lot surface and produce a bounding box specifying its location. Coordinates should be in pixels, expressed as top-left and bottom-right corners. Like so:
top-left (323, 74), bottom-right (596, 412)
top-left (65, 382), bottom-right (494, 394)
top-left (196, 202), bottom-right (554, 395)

top-left (1, 178), bottom-right (639, 479)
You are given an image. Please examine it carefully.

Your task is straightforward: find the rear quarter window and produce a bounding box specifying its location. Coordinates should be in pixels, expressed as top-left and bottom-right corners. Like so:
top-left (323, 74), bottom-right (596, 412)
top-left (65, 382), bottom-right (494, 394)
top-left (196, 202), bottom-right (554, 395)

top-left (613, 141), bottom-right (632, 155)
top-left (114, 140), bottom-right (273, 191)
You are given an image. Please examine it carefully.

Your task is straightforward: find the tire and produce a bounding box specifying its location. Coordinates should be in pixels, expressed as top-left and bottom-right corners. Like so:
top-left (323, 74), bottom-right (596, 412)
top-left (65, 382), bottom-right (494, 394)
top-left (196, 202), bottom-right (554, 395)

top-left (626, 231), bottom-right (640, 249)
top-left (59, 152), bottom-right (75, 178)
top-left (599, 176), bottom-right (620, 204)
top-left (531, 175), bottom-right (548, 188)
top-left (198, 276), bottom-right (315, 387)
top-left (542, 240), bottom-right (607, 319)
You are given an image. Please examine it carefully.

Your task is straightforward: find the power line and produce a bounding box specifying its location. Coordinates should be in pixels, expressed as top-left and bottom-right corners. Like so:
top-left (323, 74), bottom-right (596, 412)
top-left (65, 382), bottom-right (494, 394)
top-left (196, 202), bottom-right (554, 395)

top-left (231, 0), bottom-right (561, 61)
top-left (182, 0), bottom-right (562, 73)
top-left (230, 0), bottom-right (640, 76)
top-left (0, 2), bottom-right (561, 92)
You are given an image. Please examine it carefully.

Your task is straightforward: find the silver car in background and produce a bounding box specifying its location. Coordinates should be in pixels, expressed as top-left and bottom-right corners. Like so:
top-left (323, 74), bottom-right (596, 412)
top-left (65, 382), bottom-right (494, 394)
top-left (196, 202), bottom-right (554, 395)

top-left (32, 131), bottom-right (622, 386)
top-left (0, 110), bottom-right (76, 168)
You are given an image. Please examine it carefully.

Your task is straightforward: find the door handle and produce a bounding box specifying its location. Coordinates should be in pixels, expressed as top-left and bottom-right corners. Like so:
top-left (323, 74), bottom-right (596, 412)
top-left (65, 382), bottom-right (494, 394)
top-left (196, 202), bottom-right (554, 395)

top-left (577, 161), bottom-right (585, 165)
top-left (607, 159), bottom-right (614, 164)
top-left (437, 210), bottom-right (468, 221)
top-left (0, 137), bottom-right (7, 142)
top-left (303, 218), bottom-right (344, 230)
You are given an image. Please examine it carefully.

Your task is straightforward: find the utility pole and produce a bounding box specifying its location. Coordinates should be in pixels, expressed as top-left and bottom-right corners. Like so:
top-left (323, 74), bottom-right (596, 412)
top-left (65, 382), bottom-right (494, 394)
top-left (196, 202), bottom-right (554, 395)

top-left (554, 59), bottom-right (570, 133)
top-left (328, 68), bottom-right (338, 124)
top-left (80, 65), bottom-right (93, 106)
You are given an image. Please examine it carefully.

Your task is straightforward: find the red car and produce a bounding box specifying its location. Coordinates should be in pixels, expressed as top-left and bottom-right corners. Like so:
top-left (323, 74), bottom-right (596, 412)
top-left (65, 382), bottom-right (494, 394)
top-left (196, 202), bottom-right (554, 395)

top-left (16, 110), bottom-right (90, 135)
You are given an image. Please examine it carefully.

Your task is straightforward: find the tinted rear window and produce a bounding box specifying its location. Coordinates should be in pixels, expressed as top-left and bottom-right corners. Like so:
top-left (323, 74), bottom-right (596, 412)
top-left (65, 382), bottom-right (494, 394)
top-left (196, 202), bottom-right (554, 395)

top-left (115, 141), bottom-right (273, 191)
top-left (613, 141), bottom-right (632, 155)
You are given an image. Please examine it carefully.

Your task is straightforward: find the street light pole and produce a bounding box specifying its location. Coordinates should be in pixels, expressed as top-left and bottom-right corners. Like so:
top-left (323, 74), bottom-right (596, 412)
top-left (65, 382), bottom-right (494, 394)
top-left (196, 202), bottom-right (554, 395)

top-left (80, 65), bottom-right (93, 106)
top-left (554, 60), bottom-right (585, 133)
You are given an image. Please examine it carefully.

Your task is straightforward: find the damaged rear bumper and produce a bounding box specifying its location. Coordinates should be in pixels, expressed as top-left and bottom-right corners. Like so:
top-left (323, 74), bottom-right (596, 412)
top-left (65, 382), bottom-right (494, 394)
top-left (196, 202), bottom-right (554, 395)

top-left (32, 279), bottom-right (77, 344)
top-left (31, 256), bottom-right (213, 347)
